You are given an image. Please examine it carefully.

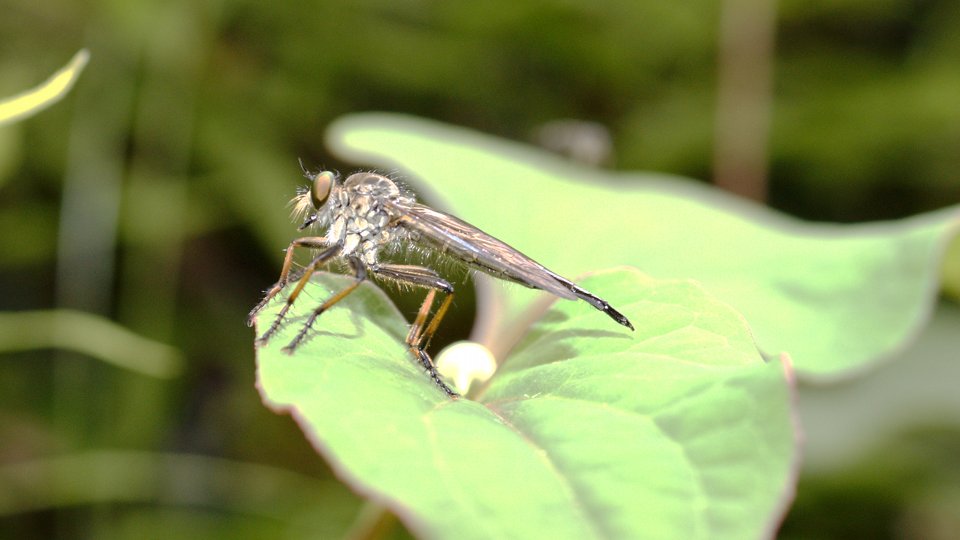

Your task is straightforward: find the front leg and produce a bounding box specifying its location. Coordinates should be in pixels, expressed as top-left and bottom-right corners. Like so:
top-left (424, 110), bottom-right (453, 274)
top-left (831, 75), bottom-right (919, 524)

top-left (248, 236), bottom-right (329, 326)
top-left (254, 242), bottom-right (343, 346)
top-left (282, 258), bottom-right (367, 353)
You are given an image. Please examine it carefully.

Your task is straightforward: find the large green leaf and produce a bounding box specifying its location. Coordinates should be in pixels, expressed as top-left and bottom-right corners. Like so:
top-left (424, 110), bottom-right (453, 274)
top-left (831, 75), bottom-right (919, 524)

top-left (325, 113), bottom-right (960, 379)
top-left (255, 269), bottom-right (796, 540)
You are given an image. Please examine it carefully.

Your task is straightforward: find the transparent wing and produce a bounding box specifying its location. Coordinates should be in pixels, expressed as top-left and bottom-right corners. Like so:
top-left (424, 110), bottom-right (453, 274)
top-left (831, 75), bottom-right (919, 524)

top-left (393, 203), bottom-right (577, 300)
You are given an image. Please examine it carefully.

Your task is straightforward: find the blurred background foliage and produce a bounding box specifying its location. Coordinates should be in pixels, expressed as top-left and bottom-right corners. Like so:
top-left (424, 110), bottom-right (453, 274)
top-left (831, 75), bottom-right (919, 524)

top-left (0, 0), bottom-right (958, 538)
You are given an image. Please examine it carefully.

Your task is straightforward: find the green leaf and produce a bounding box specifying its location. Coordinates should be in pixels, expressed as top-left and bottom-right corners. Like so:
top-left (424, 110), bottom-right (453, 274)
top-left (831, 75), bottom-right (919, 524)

top-left (255, 269), bottom-right (796, 540)
top-left (325, 113), bottom-right (960, 378)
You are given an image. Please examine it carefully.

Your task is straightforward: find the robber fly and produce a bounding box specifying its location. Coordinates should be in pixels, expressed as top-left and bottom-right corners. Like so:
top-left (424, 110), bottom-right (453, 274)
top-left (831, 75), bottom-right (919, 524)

top-left (249, 166), bottom-right (634, 398)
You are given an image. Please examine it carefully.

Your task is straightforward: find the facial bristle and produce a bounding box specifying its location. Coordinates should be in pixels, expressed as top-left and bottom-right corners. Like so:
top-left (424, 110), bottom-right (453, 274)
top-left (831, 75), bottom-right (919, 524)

top-left (288, 188), bottom-right (315, 224)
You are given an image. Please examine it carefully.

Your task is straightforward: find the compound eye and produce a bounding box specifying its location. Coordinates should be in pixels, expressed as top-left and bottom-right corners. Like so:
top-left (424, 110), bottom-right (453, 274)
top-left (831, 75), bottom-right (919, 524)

top-left (311, 171), bottom-right (334, 209)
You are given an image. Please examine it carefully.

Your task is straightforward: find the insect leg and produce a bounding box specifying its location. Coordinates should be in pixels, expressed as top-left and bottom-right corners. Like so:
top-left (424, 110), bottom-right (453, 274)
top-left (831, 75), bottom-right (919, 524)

top-left (370, 264), bottom-right (458, 397)
top-left (282, 258), bottom-right (367, 353)
top-left (408, 288), bottom-right (437, 347)
top-left (255, 242), bottom-right (341, 345)
top-left (419, 291), bottom-right (455, 351)
top-left (249, 236), bottom-right (330, 324)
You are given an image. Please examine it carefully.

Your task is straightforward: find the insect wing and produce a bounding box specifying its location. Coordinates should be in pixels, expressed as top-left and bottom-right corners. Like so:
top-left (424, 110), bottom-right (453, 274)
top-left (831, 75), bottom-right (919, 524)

top-left (396, 203), bottom-right (577, 300)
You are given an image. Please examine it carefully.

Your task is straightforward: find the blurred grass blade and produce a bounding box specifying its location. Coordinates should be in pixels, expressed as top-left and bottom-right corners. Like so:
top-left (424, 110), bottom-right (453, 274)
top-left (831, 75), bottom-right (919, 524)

top-left (255, 269), bottom-right (797, 540)
top-left (0, 49), bottom-right (90, 126)
top-left (942, 234), bottom-right (960, 302)
top-left (0, 309), bottom-right (182, 378)
top-left (0, 450), bottom-right (351, 528)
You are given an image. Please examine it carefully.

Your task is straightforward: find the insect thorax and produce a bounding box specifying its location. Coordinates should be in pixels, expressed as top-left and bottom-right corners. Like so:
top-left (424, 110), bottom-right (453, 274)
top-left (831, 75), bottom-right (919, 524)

top-left (326, 173), bottom-right (411, 265)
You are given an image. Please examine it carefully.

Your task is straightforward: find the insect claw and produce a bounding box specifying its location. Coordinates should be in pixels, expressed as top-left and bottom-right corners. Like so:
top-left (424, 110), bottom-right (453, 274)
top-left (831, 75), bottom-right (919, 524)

top-left (254, 331), bottom-right (272, 347)
top-left (282, 334), bottom-right (307, 354)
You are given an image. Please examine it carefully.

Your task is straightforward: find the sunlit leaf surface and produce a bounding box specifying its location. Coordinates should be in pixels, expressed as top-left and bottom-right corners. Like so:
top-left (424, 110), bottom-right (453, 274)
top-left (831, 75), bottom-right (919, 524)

top-left (326, 113), bottom-right (960, 378)
top-left (255, 270), bottom-right (796, 540)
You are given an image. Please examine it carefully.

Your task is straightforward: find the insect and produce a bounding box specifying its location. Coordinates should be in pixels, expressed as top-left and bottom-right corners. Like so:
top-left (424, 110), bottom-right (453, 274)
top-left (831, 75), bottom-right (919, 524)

top-left (249, 166), bottom-right (634, 398)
